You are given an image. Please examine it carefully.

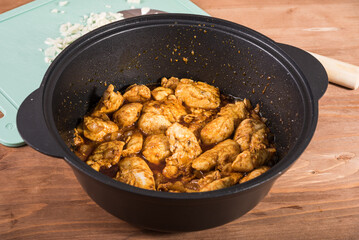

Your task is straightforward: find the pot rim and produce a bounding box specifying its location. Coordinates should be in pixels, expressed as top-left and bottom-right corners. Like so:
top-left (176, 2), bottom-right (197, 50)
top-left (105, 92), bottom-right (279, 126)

top-left (41, 13), bottom-right (318, 200)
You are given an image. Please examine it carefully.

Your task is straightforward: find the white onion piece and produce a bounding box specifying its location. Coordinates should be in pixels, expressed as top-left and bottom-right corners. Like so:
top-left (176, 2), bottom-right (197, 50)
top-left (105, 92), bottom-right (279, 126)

top-left (127, 0), bottom-right (141, 3)
top-left (141, 7), bottom-right (151, 15)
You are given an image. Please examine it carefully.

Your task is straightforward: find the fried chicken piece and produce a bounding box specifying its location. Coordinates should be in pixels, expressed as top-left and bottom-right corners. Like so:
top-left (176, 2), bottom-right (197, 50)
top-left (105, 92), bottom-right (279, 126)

top-left (200, 101), bottom-right (249, 145)
top-left (184, 108), bottom-right (217, 122)
top-left (200, 116), bottom-right (235, 145)
top-left (166, 123), bottom-right (202, 161)
top-left (153, 172), bottom-right (167, 188)
top-left (142, 134), bottom-right (171, 165)
top-left (164, 95), bottom-right (188, 122)
top-left (142, 95), bottom-right (187, 123)
top-left (163, 123), bottom-right (202, 179)
top-left (83, 116), bottom-right (119, 142)
top-left (73, 128), bottom-right (84, 146)
top-left (192, 139), bottom-right (240, 171)
top-left (75, 143), bottom-right (95, 161)
top-left (218, 101), bottom-right (249, 125)
top-left (138, 96), bottom-right (187, 135)
top-left (163, 158), bottom-right (191, 180)
top-left (92, 84), bottom-right (124, 116)
top-left (123, 84), bottom-right (151, 103)
top-left (157, 181), bottom-right (197, 193)
top-left (200, 173), bottom-right (242, 192)
top-left (138, 113), bottom-right (172, 135)
top-left (113, 103), bottom-right (143, 128)
top-left (231, 148), bottom-right (276, 172)
top-left (94, 112), bottom-right (111, 121)
top-left (183, 108), bottom-right (217, 138)
top-left (175, 79), bottom-right (220, 109)
top-left (103, 132), bottom-right (122, 142)
top-left (239, 166), bottom-right (270, 183)
top-left (86, 140), bottom-right (125, 171)
top-left (161, 76), bottom-right (180, 90)
top-left (73, 123), bottom-right (92, 160)
top-left (234, 118), bottom-right (269, 151)
top-left (122, 131), bottom-right (143, 157)
top-left (219, 162), bottom-right (235, 174)
top-left (151, 87), bottom-right (174, 101)
top-left (115, 157), bottom-right (155, 190)
top-left (197, 170), bottom-right (221, 189)
top-left (157, 173), bottom-right (199, 192)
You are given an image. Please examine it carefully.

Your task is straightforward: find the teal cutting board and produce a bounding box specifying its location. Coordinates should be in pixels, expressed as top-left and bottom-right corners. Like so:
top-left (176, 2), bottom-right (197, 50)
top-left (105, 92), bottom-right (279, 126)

top-left (0, 0), bottom-right (208, 147)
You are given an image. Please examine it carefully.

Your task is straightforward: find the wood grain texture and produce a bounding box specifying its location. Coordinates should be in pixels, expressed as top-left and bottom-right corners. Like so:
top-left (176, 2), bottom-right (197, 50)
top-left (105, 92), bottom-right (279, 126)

top-left (0, 0), bottom-right (358, 239)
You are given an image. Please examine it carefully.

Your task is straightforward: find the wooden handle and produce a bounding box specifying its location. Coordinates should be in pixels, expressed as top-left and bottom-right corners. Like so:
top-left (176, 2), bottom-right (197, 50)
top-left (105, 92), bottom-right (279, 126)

top-left (307, 52), bottom-right (359, 90)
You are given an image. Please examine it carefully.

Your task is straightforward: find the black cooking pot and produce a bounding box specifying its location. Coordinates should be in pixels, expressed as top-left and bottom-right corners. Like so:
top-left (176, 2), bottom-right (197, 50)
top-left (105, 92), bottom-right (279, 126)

top-left (16, 14), bottom-right (327, 232)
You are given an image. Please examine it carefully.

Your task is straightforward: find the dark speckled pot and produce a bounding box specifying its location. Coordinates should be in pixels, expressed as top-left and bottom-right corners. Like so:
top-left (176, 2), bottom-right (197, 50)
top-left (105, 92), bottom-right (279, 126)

top-left (17, 14), bottom-right (327, 232)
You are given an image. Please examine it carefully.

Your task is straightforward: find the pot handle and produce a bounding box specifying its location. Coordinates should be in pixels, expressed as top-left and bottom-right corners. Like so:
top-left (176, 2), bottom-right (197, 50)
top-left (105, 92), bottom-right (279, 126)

top-left (277, 43), bottom-right (328, 100)
top-left (16, 88), bottom-right (65, 158)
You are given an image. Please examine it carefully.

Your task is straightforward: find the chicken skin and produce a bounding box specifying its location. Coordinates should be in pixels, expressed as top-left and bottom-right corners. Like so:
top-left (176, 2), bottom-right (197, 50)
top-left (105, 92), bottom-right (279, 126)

top-left (83, 116), bottom-right (119, 142)
top-left (123, 84), bottom-right (151, 103)
top-left (92, 84), bottom-right (124, 116)
top-left (142, 134), bottom-right (171, 165)
top-left (86, 140), bottom-right (125, 171)
top-left (163, 123), bottom-right (202, 179)
top-left (175, 79), bottom-right (220, 109)
top-left (192, 139), bottom-right (240, 172)
top-left (113, 103), bottom-right (143, 128)
top-left (116, 157), bottom-right (155, 190)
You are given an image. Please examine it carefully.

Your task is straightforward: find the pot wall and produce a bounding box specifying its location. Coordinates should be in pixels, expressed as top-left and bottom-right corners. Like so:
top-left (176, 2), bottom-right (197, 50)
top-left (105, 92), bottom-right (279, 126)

top-left (71, 164), bottom-right (277, 232)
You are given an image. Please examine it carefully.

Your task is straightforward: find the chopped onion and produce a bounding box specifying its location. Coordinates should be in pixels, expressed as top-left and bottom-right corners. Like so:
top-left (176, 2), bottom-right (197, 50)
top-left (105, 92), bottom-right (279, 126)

top-left (43, 12), bottom-right (124, 63)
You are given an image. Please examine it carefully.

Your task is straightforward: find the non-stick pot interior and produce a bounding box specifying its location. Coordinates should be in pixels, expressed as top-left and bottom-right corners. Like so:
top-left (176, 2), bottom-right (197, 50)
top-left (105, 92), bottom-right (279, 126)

top-left (50, 15), bottom-right (307, 165)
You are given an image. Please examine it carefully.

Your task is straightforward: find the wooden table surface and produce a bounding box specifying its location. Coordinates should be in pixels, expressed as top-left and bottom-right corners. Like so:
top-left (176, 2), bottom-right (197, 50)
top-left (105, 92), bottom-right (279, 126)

top-left (1, 0), bottom-right (359, 239)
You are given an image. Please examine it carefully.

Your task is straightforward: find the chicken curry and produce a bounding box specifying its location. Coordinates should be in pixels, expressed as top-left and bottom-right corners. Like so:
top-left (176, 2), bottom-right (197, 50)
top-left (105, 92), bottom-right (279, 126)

top-left (72, 77), bottom-right (276, 192)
